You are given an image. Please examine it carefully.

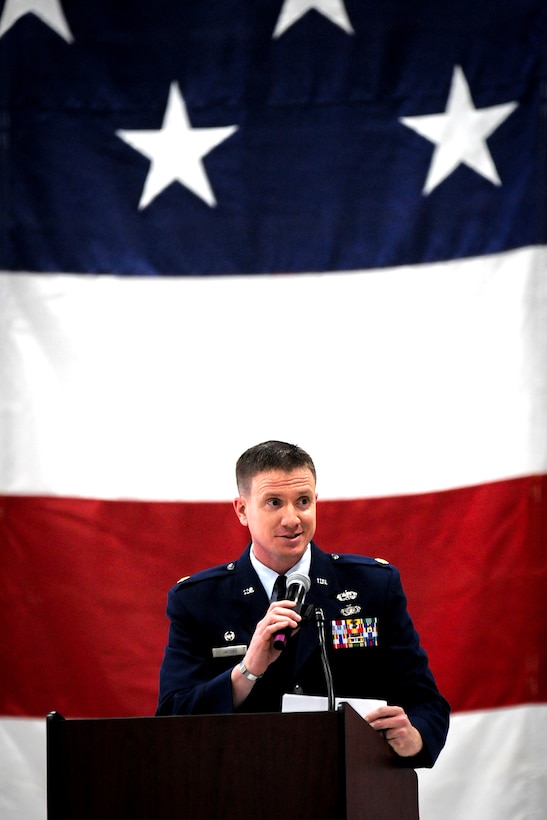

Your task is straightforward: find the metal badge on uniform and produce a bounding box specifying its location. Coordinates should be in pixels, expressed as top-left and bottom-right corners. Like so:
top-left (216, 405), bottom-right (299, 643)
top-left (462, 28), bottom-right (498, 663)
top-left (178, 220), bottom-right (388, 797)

top-left (340, 604), bottom-right (361, 617)
top-left (242, 586), bottom-right (255, 596)
top-left (224, 631), bottom-right (236, 642)
top-left (212, 644), bottom-right (247, 658)
top-left (337, 590), bottom-right (358, 602)
top-left (331, 617), bottom-right (379, 649)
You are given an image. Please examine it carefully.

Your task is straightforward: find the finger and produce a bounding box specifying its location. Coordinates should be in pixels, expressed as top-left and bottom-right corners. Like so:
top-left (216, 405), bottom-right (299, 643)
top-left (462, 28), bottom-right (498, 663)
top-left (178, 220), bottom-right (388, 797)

top-left (269, 598), bottom-right (297, 610)
top-left (267, 615), bottom-right (300, 634)
top-left (364, 706), bottom-right (391, 723)
top-left (269, 604), bottom-right (300, 620)
top-left (270, 612), bottom-right (301, 629)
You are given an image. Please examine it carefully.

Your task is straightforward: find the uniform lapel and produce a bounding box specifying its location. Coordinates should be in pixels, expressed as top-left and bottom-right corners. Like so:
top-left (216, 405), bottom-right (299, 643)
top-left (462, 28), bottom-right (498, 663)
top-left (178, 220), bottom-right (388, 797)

top-left (232, 545), bottom-right (270, 636)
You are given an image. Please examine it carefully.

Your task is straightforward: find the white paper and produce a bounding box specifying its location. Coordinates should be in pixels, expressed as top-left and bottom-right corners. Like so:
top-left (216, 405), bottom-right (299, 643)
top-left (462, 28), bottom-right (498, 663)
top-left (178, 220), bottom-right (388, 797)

top-left (282, 694), bottom-right (387, 719)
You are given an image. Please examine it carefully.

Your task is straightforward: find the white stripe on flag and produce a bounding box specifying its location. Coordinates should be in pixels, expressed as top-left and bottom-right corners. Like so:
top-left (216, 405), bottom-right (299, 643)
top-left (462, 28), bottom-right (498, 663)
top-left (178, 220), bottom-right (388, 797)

top-left (1, 245), bottom-right (546, 501)
top-left (0, 718), bottom-right (46, 820)
top-left (418, 704), bottom-right (547, 820)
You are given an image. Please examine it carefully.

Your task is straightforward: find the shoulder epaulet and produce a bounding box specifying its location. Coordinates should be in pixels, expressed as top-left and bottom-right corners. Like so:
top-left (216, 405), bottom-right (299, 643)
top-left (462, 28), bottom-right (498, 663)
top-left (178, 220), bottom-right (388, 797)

top-left (175, 559), bottom-right (239, 587)
top-left (329, 553), bottom-right (392, 568)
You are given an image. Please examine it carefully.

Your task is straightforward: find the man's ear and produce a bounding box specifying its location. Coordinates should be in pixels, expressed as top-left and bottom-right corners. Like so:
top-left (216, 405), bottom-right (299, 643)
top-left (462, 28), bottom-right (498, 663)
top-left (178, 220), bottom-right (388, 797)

top-left (233, 497), bottom-right (247, 526)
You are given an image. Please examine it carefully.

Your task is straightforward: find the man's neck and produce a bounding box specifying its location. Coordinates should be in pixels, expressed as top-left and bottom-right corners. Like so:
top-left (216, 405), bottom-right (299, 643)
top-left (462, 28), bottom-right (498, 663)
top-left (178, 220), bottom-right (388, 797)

top-left (250, 544), bottom-right (311, 598)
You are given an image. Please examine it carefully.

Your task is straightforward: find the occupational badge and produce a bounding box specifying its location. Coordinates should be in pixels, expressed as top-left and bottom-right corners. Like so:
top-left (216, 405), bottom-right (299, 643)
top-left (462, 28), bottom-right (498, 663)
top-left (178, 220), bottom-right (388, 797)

top-left (340, 605), bottom-right (361, 617)
top-left (337, 590), bottom-right (358, 602)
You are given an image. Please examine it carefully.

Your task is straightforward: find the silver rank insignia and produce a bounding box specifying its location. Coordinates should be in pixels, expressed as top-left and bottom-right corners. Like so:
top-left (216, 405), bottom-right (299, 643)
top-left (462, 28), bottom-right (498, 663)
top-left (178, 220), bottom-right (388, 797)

top-left (340, 604), bottom-right (361, 617)
top-left (242, 586), bottom-right (255, 596)
top-left (337, 590), bottom-right (358, 602)
top-left (224, 631), bottom-right (236, 642)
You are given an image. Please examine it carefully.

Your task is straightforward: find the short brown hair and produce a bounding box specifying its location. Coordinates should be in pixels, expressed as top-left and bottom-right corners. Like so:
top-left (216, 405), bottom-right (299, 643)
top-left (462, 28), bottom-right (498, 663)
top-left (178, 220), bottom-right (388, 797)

top-left (236, 440), bottom-right (316, 494)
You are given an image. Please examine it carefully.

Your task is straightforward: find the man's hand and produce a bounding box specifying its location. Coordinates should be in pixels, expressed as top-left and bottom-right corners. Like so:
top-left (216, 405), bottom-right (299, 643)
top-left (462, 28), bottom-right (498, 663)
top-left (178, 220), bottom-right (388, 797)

top-left (231, 600), bottom-right (301, 707)
top-left (365, 705), bottom-right (424, 758)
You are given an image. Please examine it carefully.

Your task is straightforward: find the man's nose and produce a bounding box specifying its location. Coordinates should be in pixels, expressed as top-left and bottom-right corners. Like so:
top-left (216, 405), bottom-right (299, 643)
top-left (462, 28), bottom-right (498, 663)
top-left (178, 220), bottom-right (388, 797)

top-left (281, 505), bottom-right (300, 527)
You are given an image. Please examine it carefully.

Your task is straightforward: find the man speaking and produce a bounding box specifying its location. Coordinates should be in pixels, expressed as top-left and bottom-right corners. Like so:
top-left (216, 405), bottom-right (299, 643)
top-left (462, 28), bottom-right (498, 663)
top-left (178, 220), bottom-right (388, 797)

top-left (157, 440), bottom-right (449, 768)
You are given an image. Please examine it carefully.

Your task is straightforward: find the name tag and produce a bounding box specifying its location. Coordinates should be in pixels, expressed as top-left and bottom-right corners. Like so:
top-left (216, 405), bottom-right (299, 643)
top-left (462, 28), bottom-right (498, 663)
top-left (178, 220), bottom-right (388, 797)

top-left (212, 645), bottom-right (247, 658)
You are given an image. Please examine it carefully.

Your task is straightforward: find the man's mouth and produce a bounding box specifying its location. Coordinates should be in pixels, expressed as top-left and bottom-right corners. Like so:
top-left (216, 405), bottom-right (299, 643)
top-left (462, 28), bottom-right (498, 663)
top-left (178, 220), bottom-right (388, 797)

top-left (279, 532), bottom-right (303, 540)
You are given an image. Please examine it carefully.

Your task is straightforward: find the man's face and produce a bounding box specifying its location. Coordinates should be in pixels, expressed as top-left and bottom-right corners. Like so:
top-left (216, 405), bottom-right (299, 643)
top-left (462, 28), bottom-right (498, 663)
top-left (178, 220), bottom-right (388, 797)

top-left (233, 468), bottom-right (317, 574)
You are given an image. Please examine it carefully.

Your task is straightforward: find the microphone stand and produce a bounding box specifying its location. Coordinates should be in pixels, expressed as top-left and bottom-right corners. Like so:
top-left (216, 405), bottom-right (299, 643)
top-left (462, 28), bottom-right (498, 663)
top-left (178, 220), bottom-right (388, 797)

top-left (315, 607), bottom-right (335, 712)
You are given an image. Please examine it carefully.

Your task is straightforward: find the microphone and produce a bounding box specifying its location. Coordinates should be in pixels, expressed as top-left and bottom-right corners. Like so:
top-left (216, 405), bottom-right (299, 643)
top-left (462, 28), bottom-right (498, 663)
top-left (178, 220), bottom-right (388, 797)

top-left (272, 572), bottom-right (311, 650)
top-left (315, 607), bottom-right (335, 711)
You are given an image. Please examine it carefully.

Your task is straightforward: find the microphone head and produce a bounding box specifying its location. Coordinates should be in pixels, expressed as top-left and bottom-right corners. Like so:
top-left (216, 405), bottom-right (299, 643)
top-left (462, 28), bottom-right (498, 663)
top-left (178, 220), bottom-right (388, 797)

top-left (272, 571), bottom-right (311, 650)
top-left (286, 572), bottom-right (311, 593)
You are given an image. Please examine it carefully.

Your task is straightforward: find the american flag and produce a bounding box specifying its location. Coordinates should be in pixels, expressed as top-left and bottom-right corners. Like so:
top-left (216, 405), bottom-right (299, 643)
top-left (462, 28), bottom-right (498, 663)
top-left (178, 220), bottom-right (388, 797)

top-left (1, 2), bottom-right (546, 818)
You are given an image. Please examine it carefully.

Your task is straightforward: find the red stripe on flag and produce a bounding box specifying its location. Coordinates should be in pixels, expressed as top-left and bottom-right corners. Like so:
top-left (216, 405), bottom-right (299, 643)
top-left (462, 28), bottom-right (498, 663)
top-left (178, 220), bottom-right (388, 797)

top-left (317, 476), bottom-right (546, 714)
top-left (2, 475), bottom-right (545, 718)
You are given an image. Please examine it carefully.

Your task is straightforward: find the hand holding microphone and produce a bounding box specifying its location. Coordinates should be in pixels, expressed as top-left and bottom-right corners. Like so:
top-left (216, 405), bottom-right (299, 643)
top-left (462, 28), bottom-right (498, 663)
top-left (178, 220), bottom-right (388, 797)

top-left (232, 571), bottom-right (311, 706)
top-left (272, 572), bottom-right (311, 650)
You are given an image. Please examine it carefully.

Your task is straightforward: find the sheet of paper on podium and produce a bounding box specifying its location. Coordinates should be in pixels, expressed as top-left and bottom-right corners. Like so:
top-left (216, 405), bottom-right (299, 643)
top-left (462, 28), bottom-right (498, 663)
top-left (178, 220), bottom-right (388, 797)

top-left (282, 694), bottom-right (387, 719)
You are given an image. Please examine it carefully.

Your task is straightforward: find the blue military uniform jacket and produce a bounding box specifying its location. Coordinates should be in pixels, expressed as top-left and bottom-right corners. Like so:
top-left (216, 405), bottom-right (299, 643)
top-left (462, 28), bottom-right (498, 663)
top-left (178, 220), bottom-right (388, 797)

top-left (157, 542), bottom-right (449, 767)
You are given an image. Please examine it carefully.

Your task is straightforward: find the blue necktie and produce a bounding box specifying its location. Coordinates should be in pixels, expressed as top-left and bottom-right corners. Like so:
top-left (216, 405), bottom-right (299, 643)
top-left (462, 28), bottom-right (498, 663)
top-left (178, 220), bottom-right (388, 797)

top-left (271, 574), bottom-right (287, 601)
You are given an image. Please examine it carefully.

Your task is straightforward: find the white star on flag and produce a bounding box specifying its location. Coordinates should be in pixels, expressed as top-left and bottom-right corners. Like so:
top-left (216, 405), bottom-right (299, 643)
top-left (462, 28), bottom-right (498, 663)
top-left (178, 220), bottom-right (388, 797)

top-left (0, 0), bottom-right (73, 41)
top-left (116, 83), bottom-right (238, 210)
top-left (273, 0), bottom-right (354, 38)
top-left (400, 65), bottom-right (518, 194)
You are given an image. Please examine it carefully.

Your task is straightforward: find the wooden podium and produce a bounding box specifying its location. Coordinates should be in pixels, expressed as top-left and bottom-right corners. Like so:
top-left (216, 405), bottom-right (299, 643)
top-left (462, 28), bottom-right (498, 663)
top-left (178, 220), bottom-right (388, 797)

top-left (47, 705), bottom-right (418, 819)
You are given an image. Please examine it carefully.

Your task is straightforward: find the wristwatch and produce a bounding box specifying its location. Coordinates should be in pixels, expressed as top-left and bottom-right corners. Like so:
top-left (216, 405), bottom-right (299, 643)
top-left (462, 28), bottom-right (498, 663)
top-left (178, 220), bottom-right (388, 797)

top-left (237, 660), bottom-right (263, 681)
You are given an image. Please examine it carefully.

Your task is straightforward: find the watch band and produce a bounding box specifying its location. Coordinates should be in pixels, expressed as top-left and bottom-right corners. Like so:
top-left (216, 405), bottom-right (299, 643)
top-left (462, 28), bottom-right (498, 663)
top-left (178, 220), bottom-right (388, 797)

top-left (237, 660), bottom-right (263, 681)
